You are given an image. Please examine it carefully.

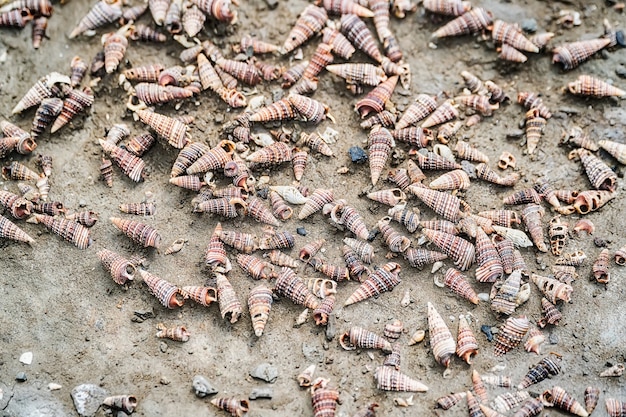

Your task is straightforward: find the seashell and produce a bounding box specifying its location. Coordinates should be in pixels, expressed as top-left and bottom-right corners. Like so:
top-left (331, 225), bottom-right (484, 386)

top-left (454, 141), bottom-right (489, 163)
top-left (343, 237), bottom-right (374, 264)
top-left (404, 248), bottom-right (447, 269)
top-left (422, 228), bottom-right (474, 271)
top-left (312, 294), bottom-right (335, 326)
top-left (383, 319), bottom-right (403, 340)
top-left (110, 217), bottom-right (160, 249)
top-left (136, 109), bottom-right (190, 149)
top-left (344, 262), bottom-right (401, 306)
top-left (480, 374), bottom-right (512, 389)
top-left (592, 248), bottom-right (611, 284)
top-left (420, 101), bottom-right (458, 129)
top-left (0, 214), bottom-right (34, 244)
top-left (215, 228), bottom-right (256, 254)
top-left (69, 0), bottom-right (123, 38)
top-left (497, 43), bottom-right (527, 62)
top-left (552, 38), bottom-right (611, 70)
top-left (552, 265), bottom-right (578, 284)
top-left (98, 140), bottom-right (145, 182)
top-left (100, 158), bottom-right (114, 187)
top-left (444, 268), bottom-right (479, 305)
top-left (281, 61), bottom-right (309, 89)
top-left (270, 186), bottom-right (308, 205)
top-left (299, 188), bottom-right (334, 219)
top-left (309, 257), bottom-right (349, 282)
top-left (103, 124), bottom-right (130, 147)
top-left (297, 364), bottom-right (316, 387)
top-left (486, 81), bottom-right (508, 104)
top-left (456, 94), bottom-right (499, 117)
top-left (289, 148), bottom-right (308, 182)
top-left (274, 267), bottom-right (320, 309)
top-left (554, 189), bottom-right (580, 205)
top-left (519, 355), bottom-right (562, 390)
top-left (193, 197), bottom-right (245, 219)
top-left (123, 64), bottom-right (165, 84)
top-left (538, 297), bottom-right (562, 328)
top-left (139, 269), bottom-right (183, 308)
top-left (564, 189), bottom-right (615, 215)
top-left (431, 7), bottom-right (493, 39)
top-left (247, 285), bottom-right (273, 336)
top-left (361, 110), bottom-right (397, 130)
top-left (616, 245), bottom-right (626, 266)
top-left (480, 404), bottom-right (508, 417)
top-left (429, 170), bottom-right (470, 191)
top-left (185, 141), bottom-right (235, 175)
top-left (606, 398), bottom-right (626, 417)
top-left (330, 200), bottom-right (370, 240)
top-left (476, 163), bottom-right (520, 186)
top-left (390, 127), bottom-right (433, 148)
top-left (321, 28), bottom-right (355, 61)
top-left (491, 391), bottom-right (530, 413)
top-left (66, 210), bottom-right (98, 228)
top-left (101, 27), bottom-right (130, 74)
top-left (424, 0), bottom-right (471, 16)
top-left (542, 386), bottom-right (588, 417)
top-left (455, 316), bottom-right (478, 364)
top-left (148, 0), bottom-right (169, 25)
top-left (466, 390), bottom-right (485, 417)
top-left (119, 202), bottom-right (156, 216)
top-left (238, 34), bottom-right (280, 56)
top-left (259, 230), bottom-right (295, 250)
top-left (288, 94), bottom-right (331, 124)
top-left (320, 0), bottom-right (373, 16)
top-left (310, 378), bottom-right (339, 417)
top-left (375, 366), bottom-right (428, 392)
top-left (524, 327), bottom-right (545, 354)
top-left (214, 58), bottom-right (261, 86)
top-left (574, 148), bottom-right (617, 192)
top-left (503, 188), bottom-right (541, 205)
top-left (246, 142), bottom-right (292, 167)
top-left (517, 92), bottom-right (551, 119)
top-left (512, 398), bottom-right (544, 417)
top-left (524, 108), bottom-right (546, 155)
top-left (32, 201), bottom-right (64, 216)
top-left (264, 250), bottom-right (298, 270)
top-left (413, 151), bottom-right (462, 173)
top-left (343, 245), bottom-right (369, 280)
top-left (546, 216), bottom-right (567, 257)
top-left (282, 6), bottom-right (328, 51)
top-left (133, 83), bottom-right (193, 105)
top-left (156, 323), bottom-right (190, 342)
top-left (477, 210), bottom-right (520, 229)
top-left (102, 395), bottom-right (138, 414)
top-left (181, 4), bottom-right (205, 37)
top-left (387, 204), bottom-right (420, 233)
top-left (325, 63), bottom-right (387, 87)
top-left (583, 387), bottom-right (600, 414)
top-left (396, 94), bottom-right (437, 130)
top-left (0, 191), bottom-right (33, 220)
top-left (30, 97), bottom-right (63, 139)
top-left (269, 191), bottom-right (293, 221)
top-left (210, 397), bottom-right (249, 417)
top-left (408, 329), bottom-right (426, 346)
top-left (532, 273), bottom-right (573, 304)
top-left (236, 254), bottom-right (273, 280)
top-left (355, 76), bottom-right (398, 118)
top-left (121, 1), bottom-right (148, 22)
top-left (494, 315), bottom-right (529, 356)
top-left (599, 139), bottom-right (626, 165)
top-left (122, 131), bottom-right (156, 158)
top-left (244, 196), bottom-right (280, 227)
top-left (180, 285), bottom-right (218, 307)
top-left (31, 213), bottom-right (90, 249)
top-left (12, 73), bottom-right (68, 116)
top-left (367, 189), bottom-right (406, 207)
top-left (214, 272), bottom-right (242, 323)
top-left (490, 269), bottom-right (522, 315)
top-left (128, 24), bottom-right (166, 43)
top-left (436, 392), bottom-right (466, 409)
top-left (354, 403), bottom-right (379, 417)
top-left (299, 239), bottom-right (326, 262)
top-left (340, 13), bottom-right (383, 63)
top-left (49, 87), bottom-right (94, 134)
top-left (419, 219), bottom-right (456, 235)
top-left (305, 278), bottom-right (337, 299)
top-left (409, 186), bottom-right (464, 223)
top-left (568, 75), bottom-right (626, 98)
top-left (427, 302), bottom-right (455, 367)
top-left (520, 204), bottom-right (547, 252)
top-left (530, 32), bottom-right (555, 49)
top-left (555, 250), bottom-right (587, 267)
top-left (0, 136), bottom-right (20, 158)
top-left (491, 20), bottom-right (539, 53)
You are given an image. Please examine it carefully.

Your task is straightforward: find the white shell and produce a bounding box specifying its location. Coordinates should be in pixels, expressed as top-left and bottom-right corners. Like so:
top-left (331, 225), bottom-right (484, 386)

top-left (492, 225), bottom-right (534, 248)
top-left (269, 186), bottom-right (308, 204)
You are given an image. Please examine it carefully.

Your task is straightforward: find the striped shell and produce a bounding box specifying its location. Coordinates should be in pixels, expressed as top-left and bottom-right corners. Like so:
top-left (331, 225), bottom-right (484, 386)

top-left (322, 27), bottom-right (355, 60)
top-left (344, 262), bottom-right (401, 306)
top-left (194, 197), bottom-right (245, 218)
top-left (305, 278), bottom-right (337, 299)
top-left (524, 328), bottom-right (545, 354)
top-left (130, 24), bottom-right (166, 42)
top-left (69, 0), bottom-right (123, 38)
top-left (246, 142), bottom-right (292, 165)
top-left (110, 217), bottom-right (161, 248)
top-left (340, 326), bottom-right (393, 351)
top-left (616, 245), bottom-right (626, 266)
top-left (552, 38), bottom-right (611, 70)
top-left (606, 398), bottom-right (626, 417)
top-left (312, 294), bottom-right (335, 326)
top-left (12, 72), bottom-right (69, 115)
top-left (343, 237), bottom-right (374, 263)
top-left (378, 218), bottom-right (411, 253)
top-left (281, 5), bottom-right (327, 54)
top-left (456, 315), bottom-right (478, 364)
top-left (421, 101), bottom-right (458, 129)
top-left (455, 141), bottom-right (489, 163)
top-left (490, 270), bottom-right (522, 315)
top-left (34, 214), bottom-right (91, 249)
top-left (191, 0), bottom-right (237, 23)
top-left (521, 204), bottom-right (547, 252)
top-left (436, 392), bottom-right (466, 409)
top-left (476, 163), bottom-right (520, 186)
top-left (0, 214), bottom-right (34, 244)
top-left (388, 204), bottom-right (420, 233)
top-left (134, 83), bottom-right (193, 105)
top-left (31, 97), bottom-right (63, 139)
top-left (299, 188), bottom-right (334, 219)
top-left (274, 267), bottom-right (320, 309)
top-left (414, 151), bottom-right (462, 171)
top-left (427, 302), bottom-right (456, 367)
top-left (599, 139), bottom-right (626, 164)
top-left (356, 75), bottom-right (398, 118)
top-left (424, 0), bottom-right (471, 16)
top-left (396, 94), bottom-right (437, 130)
top-left (180, 286), bottom-right (218, 307)
top-left (0, 8), bottom-right (33, 27)
top-left (136, 109), bottom-right (190, 149)
top-left (320, 0), bottom-right (373, 16)
top-left (215, 58), bottom-right (261, 86)
top-left (375, 366), bottom-right (428, 392)
top-left (574, 148), bottom-right (617, 192)
top-left (139, 269), bottom-right (183, 308)
top-left (503, 188), bottom-right (541, 205)
top-left (491, 391), bottom-right (530, 413)
top-left (102, 30), bottom-right (129, 74)
top-left (310, 378), bottom-right (339, 417)
top-left (494, 315), bottom-right (529, 356)
top-left (340, 13), bottom-right (382, 63)
top-left (291, 149), bottom-right (307, 182)
top-left (236, 254), bottom-right (273, 280)
top-left (444, 268), bottom-right (479, 304)
top-left (471, 370), bottom-right (488, 403)
top-left (456, 94), bottom-right (499, 116)
top-left (50, 87), bottom-right (94, 133)
top-left (123, 64), bottom-right (164, 82)
top-left (330, 200), bottom-right (370, 240)
top-left (169, 175), bottom-right (203, 191)
top-left (0, 190), bottom-right (33, 220)
top-left (568, 75), bottom-right (626, 98)
top-left (584, 387), bottom-right (600, 415)
top-left (98, 248), bottom-right (135, 285)
top-left (499, 43), bottom-right (527, 63)
top-left (391, 127), bottom-right (433, 148)
top-left (248, 285), bottom-right (273, 336)
top-left (409, 186), bottom-right (463, 222)
top-left (325, 63), bottom-right (387, 87)
top-left (531, 273), bottom-right (573, 303)
top-left (215, 272), bottom-right (242, 323)
top-left (431, 7), bottom-right (493, 39)
top-left (466, 391), bottom-right (483, 417)
top-left (210, 397), bottom-right (249, 417)
top-left (592, 248), bottom-right (611, 284)
top-left (513, 398), bottom-right (544, 417)
top-left (156, 323), bottom-right (190, 342)
top-left (404, 248), bottom-right (447, 268)
top-left (542, 386), bottom-right (588, 417)
top-left (100, 158), bottom-right (113, 187)
top-left (246, 196), bottom-right (280, 227)
top-left (309, 257), bottom-right (349, 282)
top-left (475, 226), bottom-right (504, 282)
top-left (429, 169), bottom-right (470, 191)
top-left (517, 91), bottom-right (551, 119)
top-left (119, 202), bottom-right (156, 216)
top-left (491, 19), bottom-right (539, 52)
top-left (217, 229), bottom-right (257, 253)
top-left (422, 228), bottom-right (474, 270)
top-left (102, 395), bottom-right (138, 414)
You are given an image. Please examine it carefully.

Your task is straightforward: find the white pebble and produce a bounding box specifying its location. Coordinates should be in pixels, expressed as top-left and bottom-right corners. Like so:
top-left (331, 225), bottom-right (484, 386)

top-left (48, 383), bottom-right (62, 391)
top-left (19, 352), bottom-right (33, 365)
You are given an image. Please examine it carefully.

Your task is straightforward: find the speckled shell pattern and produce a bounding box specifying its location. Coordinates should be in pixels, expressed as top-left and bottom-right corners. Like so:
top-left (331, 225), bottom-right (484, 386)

top-left (542, 386), bottom-right (589, 417)
top-left (431, 8), bottom-right (493, 39)
top-left (35, 213), bottom-right (91, 249)
top-left (552, 38), bottom-right (611, 70)
top-left (136, 109), bottom-right (189, 149)
top-left (456, 315), bottom-right (478, 364)
top-left (274, 267), bottom-right (320, 309)
top-left (248, 285), bottom-right (273, 336)
top-left (210, 397), bottom-right (250, 417)
top-left (98, 248), bottom-right (136, 285)
top-left (444, 268), bottom-right (479, 305)
top-left (310, 379), bottom-right (339, 417)
top-left (427, 301), bottom-right (456, 367)
top-left (421, 228), bottom-right (475, 271)
top-left (69, 0), bottom-right (123, 39)
top-left (375, 366), bottom-right (428, 392)
top-left (110, 217), bottom-right (161, 248)
top-left (0, 215), bottom-right (34, 244)
top-left (343, 262), bottom-right (401, 306)
top-left (494, 315), bottom-right (529, 356)
top-left (139, 269), bottom-right (183, 309)
top-left (156, 324), bottom-right (190, 342)
top-left (180, 285), bottom-right (217, 307)
top-left (518, 356), bottom-right (561, 389)
top-left (531, 273), bottom-right (573, 304)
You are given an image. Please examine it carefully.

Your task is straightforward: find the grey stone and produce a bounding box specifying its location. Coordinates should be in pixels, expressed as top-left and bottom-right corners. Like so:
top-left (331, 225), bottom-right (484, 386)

top-left (520, 18), bottom-right (537, 33)
top-left (15, 372), bottom-right (27, 382)
top-left (249, 387), bottom-right (273, 400)
top-left (249, 363), bottom-right (279, 383)
top-left (192, 375), bottom-right (218, 398)
top-left (348, 146), bottom-right (368, 164)
top-left (70, 384), bottom-right (107, 417)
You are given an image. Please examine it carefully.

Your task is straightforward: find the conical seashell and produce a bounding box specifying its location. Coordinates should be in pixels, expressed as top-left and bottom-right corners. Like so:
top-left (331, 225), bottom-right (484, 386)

top-left (186, 140), bottom-right (235, 176)
top-left (490, 270), bottom-right (522, 315)
top-left (246, 196), bottom-right (280, 227)
top-left (102, 395), bottom-right (138, 414)
top-left (330, 200), bottom-right (370, 240)
top-left (520, 204), bottom-right (547, 252)
top-left (494, 315), bottom-right (529, 356)
top-left (444, 268), bottom-right (479, 305)
top-left (320, 0), bottom-right (373, 16)
top-left (281, 5), bottom-right (327, 54)
top-left (297, 364), bottom-right (316, 387)
top-left (0, 136), bottom-right (20, 158)
top-left (542, 386), bottom-right (588, 417)
top-left (170, 142), bottom-right (209, 177)
top-left (421, 101), bottom-right (458, 129)
top-left (396, 94), bottom-right (437, 130)
top-left (287, 94), bottom-right (330, 124)
top-left (110, 217), bottom-right (160, 248)
top-left (32, 214), bottom-right (91, 249)
top-left (101, 28), bottom-right (129, 74)
top-left (456, 94), bottom-right (499, 116)
top-left (574, 148), bottom-right (617, 192)
top-left (0, 214), bottom-right (34, 244)
top-left (429, 169), bottom-right (470, 191)
top-left (123, 64), bottom-right (165, 82)
top-left (479, 210), bottom-right (520, 229)
top-left (436, 392), bottom-right (466, 409)
top-left (246, 141), bottom-right (293, 166)
top-left (118, 202), bottom-right (156, 216)
top-left (431, 7), bottom-right (493, 39)
top-left (461, 70), bottom-right (486, 95)
top-left (377, 218), bottom-right (411, 253)
top-left (299, 188), bottom-right (334, 219)
top-left (421, 228), bottom-right (475, 271)
top-left (148, 0), bottom-right (169, 25)
top-left (248, 285), bottom-right (273, 336)
top-left (136, 109), bottom-right (190, 149)
top-left (182, 4), bottom-right (205, 37)
top-left (408, 186), bottom-right (463, 222)
top-left (180, 285), bottom-right (217, 307)
top-left (427, 302), bottom-right (455, 367)
top-left (491, 19), bottom-right (539, 52)
top-left (512, 398), bottom-right (544, 417)
top-left (169, 175), bottom-right (204, 191)
top-left (99, 139), bottom-right (145, 182)
top-left (0, 190), bottom-right (33, 220)
top-left (310, 378), bottom-right (339, 417)
top-left (390, 127), bottom-right (433, 148)
top-left (215, 58), bottom-right (261, 86)
top-left (388, 203), bottom-right (420, 233)
top-left (50, 87), bottom-right (94, 133)
top-left (210, 397), bottom-right (250, 417)
top-left (238, 34), bottom-right (280, 55)
top-left (98, 248), bottom-right (135, 285)
top-left (470, 370), bottom-right (488, 403)
top-left (568, 75), bottom-right (626, 98)
top-left (194, 197), bottom-right (246, 219)
top-left (325, 63), bottom-right (387, 86)
top-left (12, 72), bottom-right (69, 115)
top-left (465, 391), bottom-right (484, 417)
top-left (517, 91), bottom-right (551, 119)
top-left (305, 278), bottom-right (337, 299)
top-left (217, 229), bottom-right (257, 254)
top-left (584, 387), bottom-right (600, 415)
top-left (599, 139), bottom-right (626, 165)
top-left (592, 248), bottom-right (611, 284)
top-left (69, 0), bottom-right (123, 38)
top-left (455, 141), bottom-right (489, 163)
top-left (503, 188), bottom-right (541, 206)
top-left (312, 294), bottom-right (335, 326)
top-left (606, 398), bottom-right (626, 417)
top-left (474, 226), bottom-right (503, 283)
top-left (133, 83), bottom-right (193, 105)
top-left (491, 392), bottom-right (531, 413)
top-left (274, 267), bottom-right (320, 309)
top-left (455, 315), bottom-right (478, 364)
top-left (555, 250), bottom-right (587, 267)
top-left (524, 328), bottom-right (545, 354)
top-left (480, 404), bottom-right (508, 417)
top-left (531, 274), bottom-right (572, 304)
top-left (524, 108), bottom-right (546, 155)
top-left (291, 148), bottom-right (307, 182)
top-left (156, 323), bottom-right (190, 342)
top-left (361, 109), bottom-right (396, 129)
top-left (31, 98), bottom-right (63, 139)
top-left (343, 237), bottom-right (374, 263)
top-left (340, 14), bottom-right (383, 63)
top-left (420, 219), bottom-right (457, 234)
top-left (139, 269), bottom-right (183, 309)
top-left (530, 32), bottom-right (555, 49)
top-left (270, 185), bottom-right (308, 205)
top-left (476, 163), bottom-right (520, 186)
top-left (191, 0), bottom-right (236, 23)
top-left (552, 38), bottom-right (611, 70)
top-left (69, 57), bottom-right (87, 87)
top-left (424, 0), bottom-right (470, 16)
top-left (519, 356), bottom-right (561, 389)
top-left (322, 27), bottom-right (355, 60)
top-left (0, 8), bottom-right (33, 27)
top-left (236, 253), bottom-right (273, 280)
top-left (568, 189), bottom-right (615, 215)
top-left (375, 366), bottom-right (428, 392)
top-left (269, 191), bottom-right (293, 221)
top-left (404, 248), bottom-right (447, 269)
top-left (355, 76), bottom-right (398, 118)
top-left (499, 43), bottom-right (527, 63)
top-left (413, 151), bottom-right (462, 172)
top-left (215, 272), bottom-right (242, 323)
top-left (309, 257), bottom-right (349, 282)
top-left (344, 262), bottom-right (401, 306)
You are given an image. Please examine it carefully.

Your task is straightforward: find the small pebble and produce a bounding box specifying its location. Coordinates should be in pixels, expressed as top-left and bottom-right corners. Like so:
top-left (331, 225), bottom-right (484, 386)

top-left (549, 332), bottom-right (559, 344)
top-left (521, 18), bottom-right (537, 33)
top-left (15, 372), bottom-right (27, 382)
top-left (71, 384), bottom-right (107, 416)
top-left (48, 383), bottom-right (62, 391)
top-left (159, 342), bottom-right (168, 353)
top-left (250, 363), bottom-right (279, 383)
top-left (160, 376), bottom-right (170, 385)
top-left (616, 66), bottom-right (626, 79)
top-left (19, 351), bottom-right (33, 365)
top-left (192, 375), bottom-right (218, 398)
top-left (480, 325), bottom-right (494, 342)
top-left (296, 227), bottom-right (307, 236)
top-left (249, 387), bottom-right (274, 400)
top-left (349, 146), bottom-right (368, 164)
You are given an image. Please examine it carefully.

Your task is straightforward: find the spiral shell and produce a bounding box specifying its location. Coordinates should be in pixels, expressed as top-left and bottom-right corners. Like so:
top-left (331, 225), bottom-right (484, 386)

top-left (387, 204), bottom-right (420, 233)
top-left (453, 315), bottom-right (478, 364)
top-left (517, 91), bottom-right (551, 119)
top-left (431, 7), bottom-right (493, 39)
top-left (305, 278), bottom-right (337, 300)
top-left (133, 83), bottom-right (193, 105)
top-left (422, 228), bottom-right (475, 270)
top-left (494, 315), bottom-right (529, 356)
top-left (245, 196), bottom-right (280, 227)
top-left (568, 75), bottom-right (626, 98)
top-left (518, 355), bottom-right (562, 390)
top-left (180, 286), bottom-right (217, 307)
top-left (29, 97), bottom-right (63, 139)
top-left (247, 285), bottom-right (273, 337)
top-left (355, 76), bottom-right (398, 119)
top-left (99, 157), bottom-right (114, 187)
top-left (530, 32), bottom-right (555, 49)
top-left (409, 186), bottom-right (465, 222)
top-left (498, 43), bottom-right (527, 63)
top-left (480, 404), bottom-right (508, 417)
top-left (330, 200), bottom-right (370, 240)
top-left (404, 248), bottom-right (447, 269)
top-left (246, 142), bottom-right (292, 166)
top-left (214, 273), bottom-right (242, 323)
top-left (194, 197), bottom-right (245, 219)
top-left (32, 213), bottom-right (91, 249)
top-left (419, 218), bottom-right (458, 234)
top-left (584, 387), bottom-right (600, 415)
top-left (375, 366), bottom-right (428, 392)
top-left (436, 392), bottom-right (466, 409)
top-left (110, 217), bottom-right (160, 248)
top-left (531, 273), bottom-right (573, 304)
top-left (555, 250), bottom-right (587, 267)
top-left (344, 262), bottom-right (401, 306)
top-left (236, 254), bottom-right (273, 280)
top-left (552, 265), bottom-right (578, 284)
top-left (49, 87), bottom-right (94, 133)
top-left (491, 20), bottom-right (538, 53)
top-left (503, 188), bottom-right (541, 205)
top-left (321, 27), bottom-right (354, 61)
top-left (523, 327), bottom-right (545, 355)
top-left (519, 204), bottom-right (547, 252)
top-left (210, 397), bottom-right (249, 417)
top-left (378, 218), bottom-right (412, 253)
top-left (298, 188), bottom-right (333, 220)
top-left (217, 229), bottom-right (257, 253)
top-left (325, 63), bottom-right (387, 87)
top-left (424, 0), bottom-right (471, 16)
top-left (310, 378), bottom-right (339, 417)
top-left (453, 141), bottom-right (489, 164)
top-left (599, 139), bottom-right (626, 165)
top-left (97, 140), bottom-right (145, 183)
top-left (102, 395), bottom-right (138, 414)
top-left (309, 257), bottom-right (349, 282)
top-left (552, 38), bottom-right (611, 70)
top-left (427, 302), bottom-right (456, 367)
top-left (542, 386), bottom-right (588, 417)
top-left (592, 248), bottom-right (611, 284)
top-left (491, 391), bottom-right (530, 413)
top-left (0, 191), bottom-right (33, 220)
top-left (0, 136), bottom-right (20, 158)
top-left (574, 148), bottom-right (617, 192)
top-left (0, 7), bottom-right (33, 27)
top-left (490, 269), bottom-right (522, 315)
top-left (343, 237), bottom-right (374, 264)
top-left (118, 202), bottom-right (156, 216)
top-left (297, 364), bottom-right (316, 388)
top-left (136, 109), bottom-right (190, 149)
top-left (192, 0), bottom-right (237, 23)
top-left (123, 64), bottom-right (165, 83)
top-left (0, 214), bottom-right (34, 244)
top-left (512, 398), bottom-right (544, 417)
top-left (312, 294), bottom-right (335, 326)
top-left (97, 248), bottom-right (135, 285)
top-left (266, 249), bottom-right (299, 269)
top-left (139, 269), bottom-right (184, 309)
top-left (281, 5), bottom-right (327, 54)
top-left (606, 398), bottom-right (626, 417)
top-left (555, 189), bottom-right (581, 205)
top-left (476, 163), bottom-right (520, 187)
top-left (274, 267), bottom-right (320, 309)
top-left (524, 108), bottom-right (546, 155)
top-left (429, 169), bottom-right (471, 191)
top-left (389, 127), bottom-right (433, 149)
top-left (156, 323), bottom-right (190, 342)
top-left (69, 0), bottom-right (123, 38)
top-left (340, 326), bottom-right (392, 352)
top-left (616, 245), bottom-right (626, 266)
top-left (299, 239), bottom-right (326, 262)
top-left (281, 61), bottom-right (309, 89)
top-left (444, 268), bottom-right (479, 304)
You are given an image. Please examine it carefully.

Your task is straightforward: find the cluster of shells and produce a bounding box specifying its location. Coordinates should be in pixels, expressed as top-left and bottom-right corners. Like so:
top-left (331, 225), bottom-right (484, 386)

top-left (2, 0), bottom-right (626, 415)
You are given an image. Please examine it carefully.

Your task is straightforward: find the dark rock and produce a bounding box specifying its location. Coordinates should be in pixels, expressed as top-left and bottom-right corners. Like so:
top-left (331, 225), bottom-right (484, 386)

top-left (264, 0), bottom-right (278, 10)
top-left (296, 227), bottom-right (307, 236)
top-left (250, 363), bottom-right (279, 383)
top-left (192, 375), bottom-right (218, 398)
top-left (349, 146), bottom-right (368, 164)
top-left (480, 325), bottom-right (494, 342)
top-left (15, 372), bottom-right (27, 382)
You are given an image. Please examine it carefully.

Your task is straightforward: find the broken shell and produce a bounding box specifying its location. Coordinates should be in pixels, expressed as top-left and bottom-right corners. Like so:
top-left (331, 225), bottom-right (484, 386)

top-left (592, 248), bottom-right (611, 284)
top-left (599, 363), bottom-right (624, 377)
top-left (210, 397), bottom-right (250, 417)
top-left (531, 274), bottom-right (572, 303)
top-left (542, 386), bottom-right (588, 417)
top-left (297, 364), bottom-right (316, 387)
top-left (102, 395), bottom-right (138, 414)
top-left (156, 323), bottom-right (190, 342)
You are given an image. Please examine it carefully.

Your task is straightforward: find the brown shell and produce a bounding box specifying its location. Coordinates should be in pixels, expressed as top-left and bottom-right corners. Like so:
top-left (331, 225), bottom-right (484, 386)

top-left (156, 323), bottom-right (190, 342)
top-left (431, 7), bottom-right (493, 39)
top-left (491, 19), bottom-right (539, 52)
top-left (0, 8), bottom-right (33, 27)
top-left (568, 189), bottom-right (615, 215)
top-left (555, 189), bottom-right (580, 205)
top-left (422, 228), bottom-right (474, 271)
top-left (340, 13), bottom-right (383, 63)
top-left (555, 250), bottom-right (587, 267)
top-left (0, 214), bottom-right (34, 244)
top-left (524, 108), bottom-right (546, 155)
top-left (215, 58), bottom-right (261, 86)
top-left (477, 210), bottom-right (520, 229)
top-left (456, 94), bottom-right (499, 116)
top-left (49, 87), bottom-right (94, 133)
top-left (491, 391), bottom-right (530, 413)
top-left (520, 204), bottom-right (547, 252)
top-left (616, 245), bottom-right (626, 266)
top-left (139, 269), bottom-right (183, 309)
top-left (421, 101), bottom-right (458, 129)
top-left (0, 136), bottom-right (20, 158)
top-left (238, 34), bottom-right (279, 55)
top-left (191, 0), bottom-right (237, 23)
top-left (246, 141), bottom-right (293, 165)
top-left (180, 286), bottom-right (218, 307)
top-left (102, 395), bottom-right (138, 414)
top-left (266, 249), bottom-right (299, 268)
top-left (480, 404), bottom-right (508, 417)
top-left (476, 163), bottom-right (520, 186)
top-left (69, 0), bottom-right (123, 38)
top-left (424, 0), bottom-right (471, 16)
top-left (100, 158), bottom-right (113, 187)
top-left (288, 94), bottom-right (330, 124)
top-left (361, 110), bottom-right (397, 129)
top-left (320, 0), bottom-right (373, 16)
top-left (503, 188), bottom-right (541, 205)
top-left (396, 94), bottom-right (437, 130)
top-left (404, 248), bottom-right (447, 268)
top-left (102, 31), bottom-right (129, 74)
top-left (194, 197), bottom-right (246, 219)
top-left (136, 109), bottom-right (190, 149)
top-left (490, 269), bottom-right (522, 315)
top-left (531, 273), bottom-right (573, 303)
top-left (118, 202), bottom-right (156, 216)
top-left (344, 262), bottom-right (401, 306)
top-left (454, 141), bottom-right (489, 163)
top-left (409, 185), bottom-right (463, 222)
top-left (343, 237), bottom-right (374, 264)
top-left (246, 196), bottom-right (281, 227)
top-left (547, 216), bottom-right (567, 256)
top-left (552, 265), bottom-right (578, 284)
top-left (355, 75), bottom-right (398, 118)
top-left (281, 5), bottom-right (327, 54)
top-left (182, 4), bottom-right (205, 37)
top-left (340, 326), bottom-right (392, 352)
top-left (466, 391), bottom-right (484, 417)
top-left (390, 127), bottom-right (433, 148)
top-left (65, 210), bottom-right (98, 228)
top-left (436, 392), bottom-right (466, 409)
top-left (217, 229), bottom-right (258, 253)
top-left (301, 42), bottom-right (334, 81)
top-left (330, 200), bottom-right (370, 240)
top-left (312, 294), bottom-right (335, 326)
top-left (274, 267), bottom-right (320, 309)
top-left (552, 38), bottom-right (611, 70)
top-left (310, 378), bottom-right (339, 417)
top-left (388, 204), bottom-right (420, 233)
top-left (427, 301), bottom-right (456, 367)
top-left (574, 148), bottom-right (617, 192)
top-left (568, 75), bottom-right (626, 98)
top-left (123, 64), bottom-right (165, 82)
top-left (584, 387), bottom-right (600, 415)
top-left (110, 217), bottom-right (160, 248)
top-left (299, 239), bottom-right (326, 262)
top-left (325, 63), bottom-right (387, 87)
top-left (281, 61), bottom-right (309, 88)
top-left (592, 248), bottom-right (611, 284)
top-left (606, 398), bottom-right (626, 417)
top-left (34, 213), bottom-right (91, 249)
top-left (513, 398), bottom-right (544, 417)
top-left (301, 132), bottom-right (333, 157)
top-left (368, 189), bottom-right (406, 207)
top-left (494, 315), bottom-right (529, 356)
top-left (539, 297), bottom-right (562, 327)
top-left (248, 285), bottom-right (273, 336)
top-left (542, 386), bottom-right (588, 417)
top-left (290, 149), bottom-right (307, 182)
top-left (419, 219), bottom-right (456, 235)
top-left (444, 268), bottom-right (479, 305)
top-left (12, 72), bottom-right (69, 115)
top-left (309, 257), bottom-right (349, 282)
top-left (99, 139), bottom-right (145, 181)
top-left (414, 150), bottom-right (462, 172)
top-left (517, 91), bottom-right (551, 119)
top-left (215, 272), bottom-right (242, 323)
top-left (210, 397), bottom-right (249, 417)
top-left (375, 366), bottom-right (428, 392)
top-left (269, 191), bottom-right (293, 221)
top-left (299, 188), bottom-right (334, 220)
top-left (456, 315), bottom-right (478, 364)
top-left (31, 97), bottom-right (63, 139)
top-left (499, 44), bottom-right (528, 63)
top-left (0, 190), bottom-right (33, 220)
top-left (322, 27), bottom-right (355, 60)
top-left (168, 175), bottom-right (203, 191)
top-left (237, 254), bottom-right (273, 280)
top-left (429, 169), bottom-right (471, 191)
top-left (530, 32), bottom-right (555, 49)
top-left (134, 83), bottom-right (193, 105)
